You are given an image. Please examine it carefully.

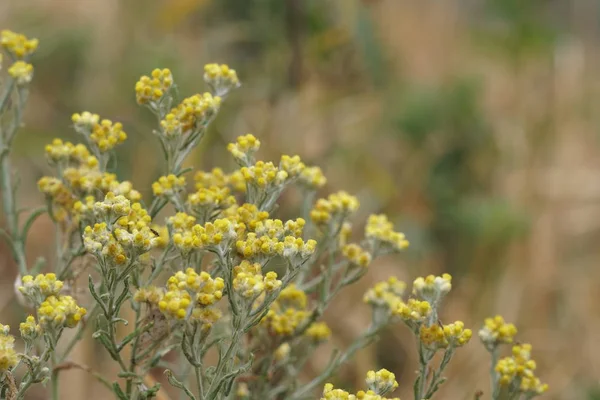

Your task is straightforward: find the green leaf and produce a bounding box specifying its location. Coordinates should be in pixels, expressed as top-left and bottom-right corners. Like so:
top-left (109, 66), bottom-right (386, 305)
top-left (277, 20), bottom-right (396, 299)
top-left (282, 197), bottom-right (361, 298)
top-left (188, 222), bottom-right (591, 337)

top-left (164, 369), bottom-right (196, 400)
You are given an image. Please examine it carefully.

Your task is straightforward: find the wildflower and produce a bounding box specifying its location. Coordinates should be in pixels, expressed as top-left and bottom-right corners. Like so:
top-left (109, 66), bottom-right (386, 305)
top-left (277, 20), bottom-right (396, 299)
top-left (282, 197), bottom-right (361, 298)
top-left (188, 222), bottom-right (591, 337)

top-left (90, 119), bottom-right (127, 152)
top-left (419, 324), bottom-right (448, 349)
top-left (135, 68), bottom-right (173, 105)
top-left (342, 243), bottom-right (372, 268)
top-left (394, 298), bottom-right (432, 324)
top-left (166, 268), bottom-right (225, 307)
top-left (152, 174), bottom-right (186, 197)
top-left (38, 295), bottom-right (87, 329)
top-left (365, 214), bottom-right (409, 253)
top-left (479, 315), bottom-right (518, 348)
top-left (204, 63), bottom-right (240, 96)
top-left (310, 191), bottom-right (359, 227)
top-left (93, 192), bottom-right (131, 220)
top-left (280, 154), bottom-right (305, 177)
top-left (190, 307), bottom-right (222, 327)
top-left (0, 326), bottom-right (17, 372)
top-left (44, 139), bottom-right (95, 167)
top-left (412, 273), bottom-right (452, 304)
top-left (187, 186), bottom-right (236, 215)
top-left (264, 284), bottom-right (310, 335)
top-left (232, 261), bottom-right (282, 299)
top-left (365, 369), bottom-right (398, 395)
top-left (443, 321), bottom-right (472, 347)
top-left (18, 273), bottom-right (64, 303)
top-left (19, 316), bottom-right (41, 341)
top-left (8, 61), bottom-right (33, 84)
top-left (305, 322), bottom-right (332, 343)
top-left (241, 161), bottom-right (288, 190)
top-left (1, 29), bottom-right (38, 58)
top-left (227, 134), bottom-right (261, 165)
top-left (158, 288), bottom-right (192, 320)
top-left (496, 343), bottom-right (548, 396)
top-left (364, 277), bottom-right (406, 311)
top-left (72, 112), bottom-right (100, 132)
top-left (321, 384), bottom-right (356, 400)
top-left (133, 286), bottom-right (164, 304)
top-left (166, 93), bottom-right (221, 135)
top-left (299, 166), bottom-right (327, 189)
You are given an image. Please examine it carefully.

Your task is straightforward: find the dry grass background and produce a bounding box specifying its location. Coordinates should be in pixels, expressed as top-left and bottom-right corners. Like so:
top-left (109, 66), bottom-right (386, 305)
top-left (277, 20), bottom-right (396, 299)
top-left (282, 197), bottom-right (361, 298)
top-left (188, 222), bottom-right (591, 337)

top-left (1, 0), bottom-right (599, 399)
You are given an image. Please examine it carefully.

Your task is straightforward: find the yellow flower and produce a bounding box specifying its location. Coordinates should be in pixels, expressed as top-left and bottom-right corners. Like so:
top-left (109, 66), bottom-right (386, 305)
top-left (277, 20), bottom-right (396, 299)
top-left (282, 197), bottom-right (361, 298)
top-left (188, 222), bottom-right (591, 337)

top-left (135, 68), bottom-right (173, 105)
top-left (479, 315), bottom-right (517, 347)
top-left (443, 321), bottom-right (472, 347)
top-left (419, 324), bottom-right (448, 348)
top-left (227, 134), bottom-right (260, 163)
top-left (299, 166), bottom-right (327, 189)
top-left (152, 174), bottom-right (186, 197)
top-left (204, 63), bottom-right (240, 95)
top-left (1, 30), bottom-right (38, 58)
top-left (342, 243), bottom-right (372, 268)
top-left (19, 315), bottom-right (41, 340)
top-left (8, 61), bottom-right (33, 84)
top-left (305, 322), bottom-right (332, 343)
top-left (311, 191), bottom-right (359, 226)
top-left (19, 273), bottom-right (64, 301)
top-left (72, 112), bottom-right (100, 131)
top-left (365, 214), bottom-right (409, 252)
top-left (365, 369), bottom-right (399, 395)
top-left (321, 383), bottom-right (356, 400)
top-left (412, 273), bottom-right (452, 303)
top-left (232, 261), bottom-right (281, 298)
top-left (90, 119), bottom-right (127, 152)
top-left (0, 326), bottom-right (17, 372)
top-left (364, 277), bottom-right (406, 310)
top-left (38, 295), bottom-right (87, 329)
top-left (280, 154), bottom-right (305, 177)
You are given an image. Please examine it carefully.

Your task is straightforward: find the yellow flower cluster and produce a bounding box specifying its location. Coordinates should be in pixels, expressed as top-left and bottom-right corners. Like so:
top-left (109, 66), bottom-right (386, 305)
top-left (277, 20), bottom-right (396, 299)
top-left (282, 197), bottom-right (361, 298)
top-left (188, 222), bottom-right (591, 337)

top-left (394, 298), bottom-right (432, 323)
top-left (93, 191), bottom-right (131, 219)
top-left (72, 111), bottom-right (100, 131)
top-left (227, 134), bottom-right (260, 162)
top-left (310, 191), bottom-right (359, 226)
top-left (365, 214), bottom-right (409, 252)
top-left (8, 60), bottom-right (33, 84)
top-left (496, 344), bottom-right (548, 395)
top-left (279, 154), bottom-right (305, 177)
top-left (264, 284), bottom-right (310, 336)
top-left (170, 214), bottom-right (241, 254)
top-left (90, 119), bottom-right (127, 152)
top-left (479, 315), bottom-right (518, 347)
top-left (160, 93), bottom-right (221, 138)
top-left (135, 269), bottom-right (224, 322)
top-left (204, 63), bottom-right (240, 95)
top-left (305, 322), bottom-right (332, 343)
top-left (241, 161), bottom-right (288, 188)
top-left (0, 29), bottom-right (38, 58)
top-left (232, 261), bottom-right (282, 299)
top-left (322, 369), bottom-right (400, 400)
top-left (45, 139), bottom-right (97, 167)
top-left (152, 174), bottom-right (186, 197)
top-left (419, 321), bottom-right (471, 349)
top-left (365, 369), bottom-right (399, 395)
top-left (236, 232), bottom-right (316, 264)
top-left (299, 166), bottom-right (327, 189)
top-left (135, 68), bottom-right (174, 105)
top-left (412, 273), bottom-right (452, 303)
top-left (38, 295), bottom-right (87, 329)
top-left (188, 186), bottom-right (236, 214)
top-left (342, 243), bottom-right (372, 267)
top-left (19, 315), bottom-right (41, 341)
top-left (363, 277), bottom-right (406, 310)
top-left (19, 273), bottom-right (64, 300)
top-left (0, 325), bottom-right (17, 372)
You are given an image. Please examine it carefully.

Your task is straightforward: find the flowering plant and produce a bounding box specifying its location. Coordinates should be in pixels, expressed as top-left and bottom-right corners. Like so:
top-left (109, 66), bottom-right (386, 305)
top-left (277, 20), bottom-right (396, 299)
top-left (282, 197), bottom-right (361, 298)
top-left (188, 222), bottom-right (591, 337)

top-left (0, 30), bottom-right (547, 400)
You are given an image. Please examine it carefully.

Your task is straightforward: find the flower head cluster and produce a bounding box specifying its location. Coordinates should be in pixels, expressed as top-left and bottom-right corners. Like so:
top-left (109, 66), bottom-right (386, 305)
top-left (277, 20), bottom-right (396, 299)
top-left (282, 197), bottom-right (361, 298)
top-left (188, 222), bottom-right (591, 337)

top-left (279, 155), bottom-right (305, 178)
top-left (263, 284), bottom-right (310, 336)
top-left (170, 214), bottom-right (241, 255)
top-left (152, 174), bottom-right (186, 197)
top-left (72, 112), bottom-right (100, 131)
top-left (342, 243), bottom-right (372, 268)
top-left (365, 369), bottom-right (399, 395)
top-left (310, 191), bottom-right (359, 227)
top-left (38, 295), bottom-right (87, 329)
top-left (160, 93), bottom-right (221, 138)
top-left (305, 322), bottom-right (332, 343)
top-left (135, 269), bottom-right (224, 323)
top-left (227, 134), bottom-right (260, 165)
top-left (204, 63), bottom-right (240, 96)
top-left (479, 315), bottom-right (518, 348)
top-left (1, 29), bottom-right (38, 58)
top-left (412, 273), bottom-right (452, 304)
top-left (365, 214), bottom-right (409, 253)
top-left (90, 119), bottom-right (127, 152)
top-left (322, 369), bottom-right (400, 400)
top-left (44, 139), bottom-right (97, 168)
top-left (135, 68), bottom-right (174, 105)
top-left (19, 316), bottom-right (42, 341)
top-left (363, 277), bottom-right (406, 310)
top-left (18, 273), bottom-right (64, 303)
top-left (8, 60), bottom-right (33, 84)
top-left (241, 161), bottom-right (288, 189)
top-left (299, 166), bottom-right (327, 189)
top-left (232, 261), bottom-right (282, 299)
top-left (496, 344), bottom-right (548, 396)
top-left (0, 325), bottom-right (17, 372)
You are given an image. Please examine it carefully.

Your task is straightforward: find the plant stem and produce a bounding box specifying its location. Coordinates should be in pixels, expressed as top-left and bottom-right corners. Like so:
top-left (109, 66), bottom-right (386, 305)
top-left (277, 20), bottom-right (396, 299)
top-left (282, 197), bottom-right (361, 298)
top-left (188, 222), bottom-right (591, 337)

top-left (490, 347), bottom-right (499, 400)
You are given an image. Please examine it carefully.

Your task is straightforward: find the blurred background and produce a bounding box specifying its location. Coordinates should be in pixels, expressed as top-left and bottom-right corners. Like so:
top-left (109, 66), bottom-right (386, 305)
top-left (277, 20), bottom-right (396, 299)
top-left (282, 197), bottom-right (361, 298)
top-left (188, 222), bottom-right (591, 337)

top-left (1, 0), bottom-right (599, 399)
